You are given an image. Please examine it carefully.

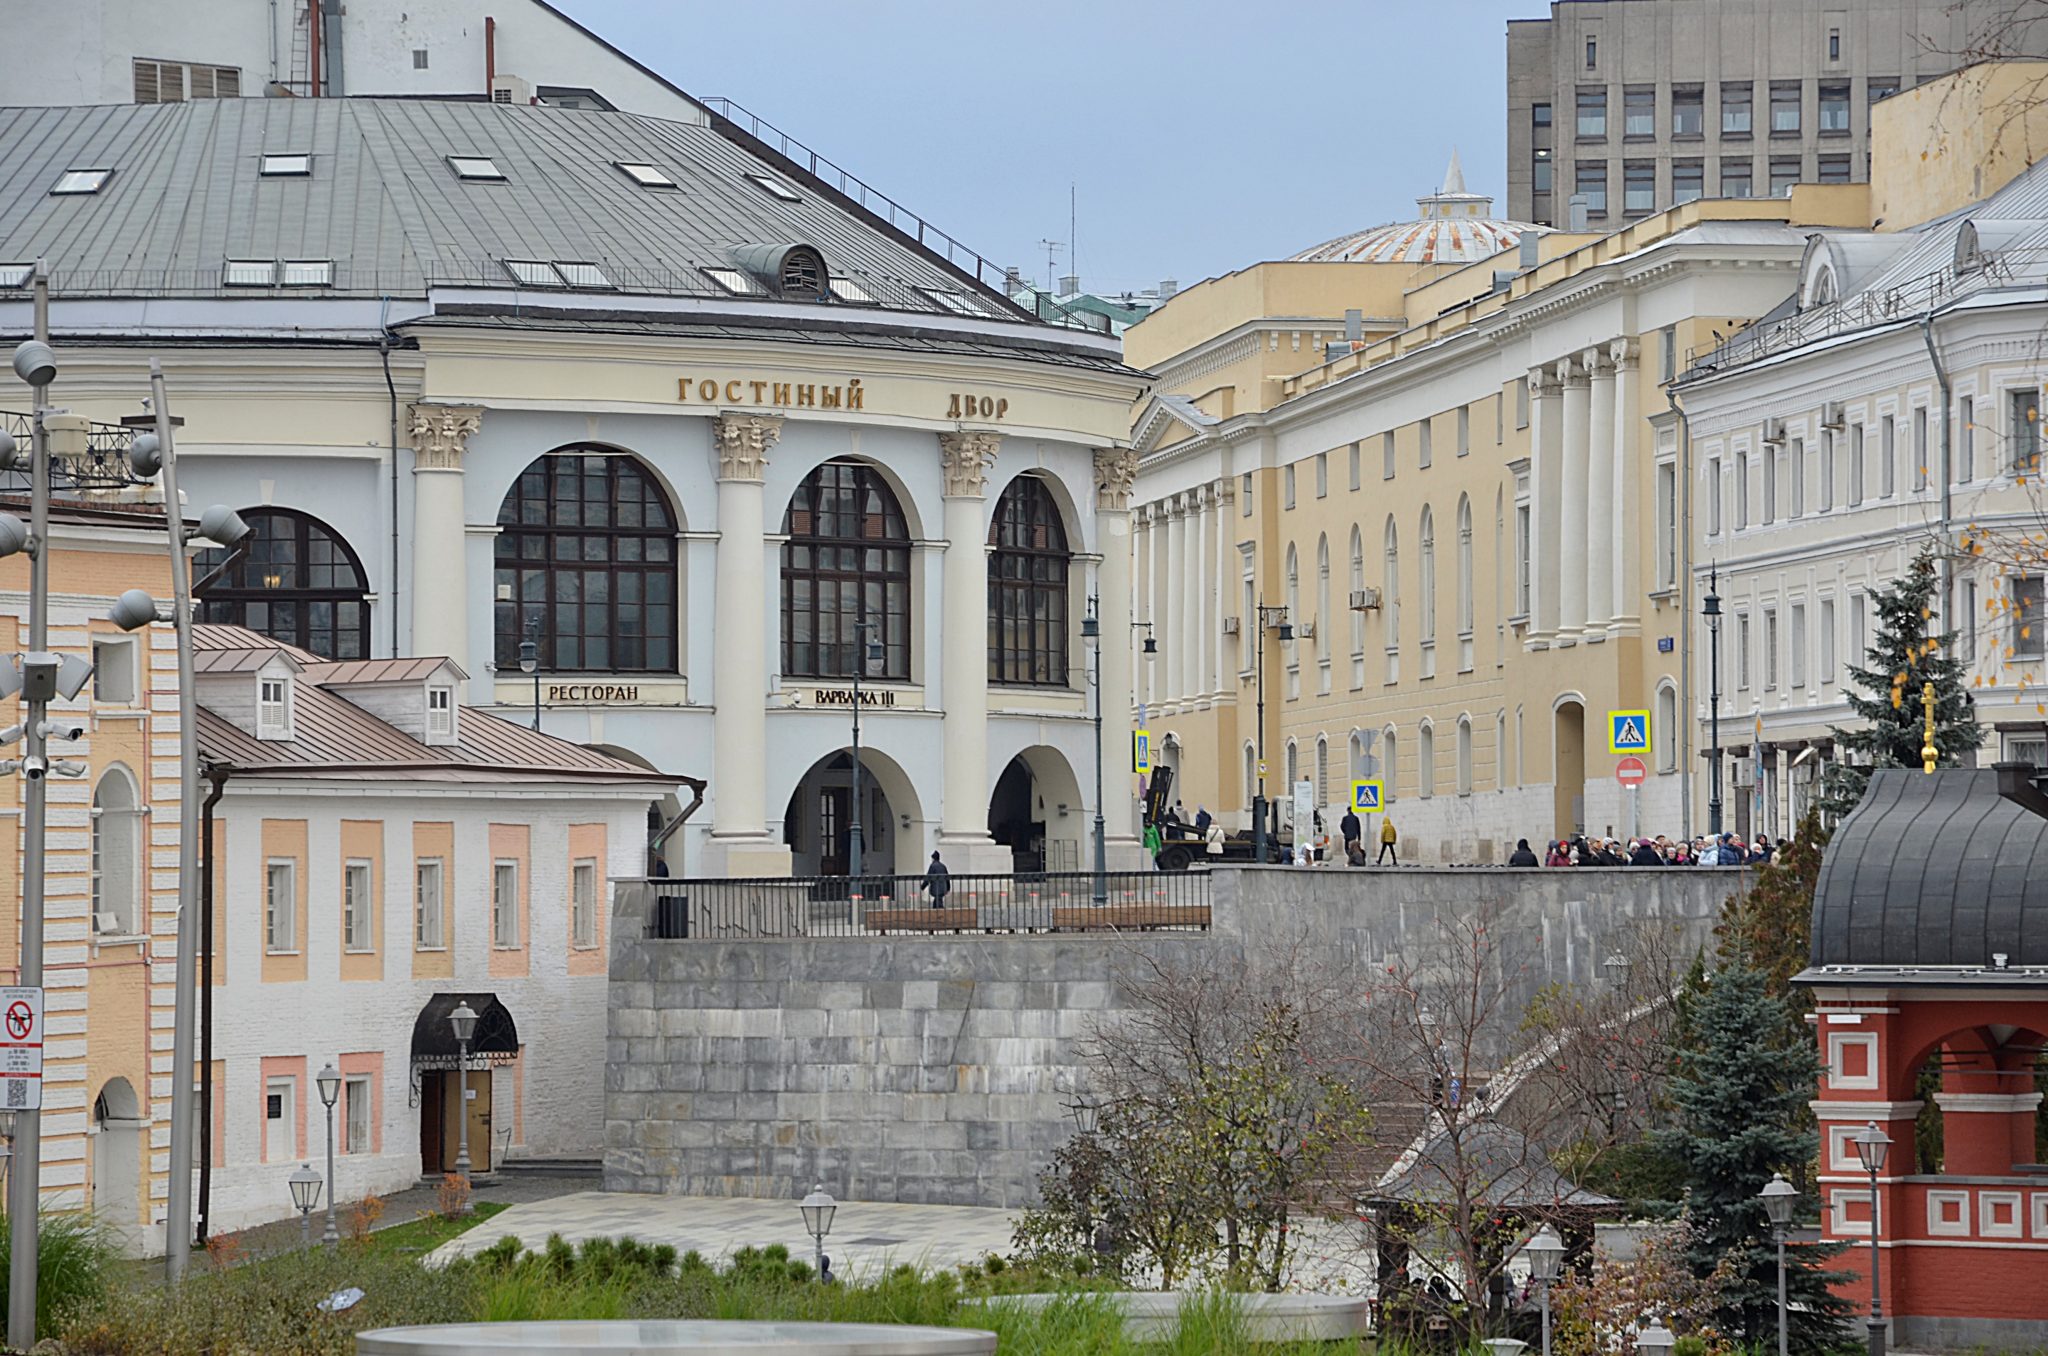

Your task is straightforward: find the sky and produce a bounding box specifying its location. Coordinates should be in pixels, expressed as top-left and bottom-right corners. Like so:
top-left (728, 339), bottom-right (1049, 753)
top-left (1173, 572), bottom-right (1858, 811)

top-left (552, 0), bottom-right (1539, 296)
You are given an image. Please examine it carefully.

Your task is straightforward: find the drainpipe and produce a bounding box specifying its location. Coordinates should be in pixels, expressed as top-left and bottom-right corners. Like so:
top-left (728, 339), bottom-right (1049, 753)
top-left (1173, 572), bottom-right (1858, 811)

top-left (380, 321), bottom-right (401, 656)
top-left (196, 765), bottom-right (231, 1245)
top-left (1668, 385), bottom-right (1694, 838)
top-left (1920, 311), bottom-right (1955, 629)
top-left (485, 17), bottom-right (496, 95)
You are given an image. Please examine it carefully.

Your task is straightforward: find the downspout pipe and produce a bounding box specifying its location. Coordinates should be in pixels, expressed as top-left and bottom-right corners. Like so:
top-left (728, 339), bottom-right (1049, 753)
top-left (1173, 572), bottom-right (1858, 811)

top-left (380, 319), bottom-right (400, 656)
top-left (1921, 311), bottom-right (1955, 624)
top-left (196, 764), bottom-right (231, 1246)
top-left (1668, 385), bottom-right (1694, 838)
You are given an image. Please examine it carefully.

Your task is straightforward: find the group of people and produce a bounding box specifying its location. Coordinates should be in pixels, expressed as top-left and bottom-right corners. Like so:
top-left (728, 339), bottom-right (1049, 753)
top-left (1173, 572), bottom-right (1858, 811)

top-left (1506, 831), bottom-right (1776, 867)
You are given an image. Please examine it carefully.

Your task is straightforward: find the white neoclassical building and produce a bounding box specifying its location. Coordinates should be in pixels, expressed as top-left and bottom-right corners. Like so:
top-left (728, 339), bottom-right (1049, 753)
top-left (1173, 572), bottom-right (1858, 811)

top-left (0, 94), bottom-right (1146, 880)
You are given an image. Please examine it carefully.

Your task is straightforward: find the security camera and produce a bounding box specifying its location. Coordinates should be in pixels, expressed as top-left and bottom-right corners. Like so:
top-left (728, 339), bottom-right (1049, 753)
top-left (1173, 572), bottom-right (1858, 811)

top-left (50, 759), bottom-right (86, 778)
top-left (108, 589), bottom-right (161, 633)
top-left (22, 756), bottom-right (47, 781)
top-left (38, 721), bottom-right (83, 742)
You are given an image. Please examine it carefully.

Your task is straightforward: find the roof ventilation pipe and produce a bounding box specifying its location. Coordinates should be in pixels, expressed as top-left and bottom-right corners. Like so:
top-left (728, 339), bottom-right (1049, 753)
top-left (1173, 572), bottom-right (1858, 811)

top-left (1567, 194), bottom-right (1589, 232)
top-left (1518, 231), bottom-right (1541, 268)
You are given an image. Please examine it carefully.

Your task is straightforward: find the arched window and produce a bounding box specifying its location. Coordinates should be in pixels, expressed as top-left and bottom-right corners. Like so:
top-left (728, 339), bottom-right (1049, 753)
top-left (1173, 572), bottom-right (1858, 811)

top-left (1383, 518), bottom-right (1400, 683)
top-left (1285, 738), bottom-right (1298, 789)
top-left (1494, 711), bottom-right (1508, 790)
top-left (1350, 730), bottom-right (1368, 779)
top-left (1456, 716), bottom-right (1473, 795)
top-left (1315, 535), bottom-right (1332, 693)
top-left (1493, 488), bottom-right (1507, 666)
top-left (1456, 495), bottom-right (1474, 635)
top-left (195, 509), bottom-right (369, 659)
top-left (1244, 742), bottom-right (1257, 808)
top-left (1419, 722), bottom-right (1436, 799)
top-left (92, 766), bottom-right (142, 936)
top-left (1419, 507), bottom-right (1437, 644)
top-left (1348, 525), bottom-right (1366, 688)
top-left (1656, 681), bottom-right (1679, 772)
top-left (988, 477), bottom-right (1071, 686)
top-left (1284, 544), bottom-right (1301, 699)
top-left (782, 461), bottom-right (911, 679)
top-left (494, 449), bottom-right (677, 673)
top-left (1382, 727), bottom-right (1398, 802)
top-left (1316, 734), bottom-right (1330, 810)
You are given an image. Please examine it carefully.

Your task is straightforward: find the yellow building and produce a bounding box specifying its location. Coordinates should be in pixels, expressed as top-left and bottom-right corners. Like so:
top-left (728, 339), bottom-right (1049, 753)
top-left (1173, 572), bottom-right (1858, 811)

top-left (1127, 168), bottom-right (1866, 859)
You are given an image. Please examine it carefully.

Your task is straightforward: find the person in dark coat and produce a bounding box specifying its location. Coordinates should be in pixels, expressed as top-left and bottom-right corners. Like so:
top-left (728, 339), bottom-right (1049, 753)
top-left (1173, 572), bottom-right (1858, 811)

top-left (1194, 805), bottom-right (1213, 834)
top-left (1340, 807), bottom-right (1363, 857)
top-left (1507, 838), bottom-right (1540, 867)
top-left (1629, 837), bottom-right (1661, 866)
top-left (922, 851), bottom-right (950, 908)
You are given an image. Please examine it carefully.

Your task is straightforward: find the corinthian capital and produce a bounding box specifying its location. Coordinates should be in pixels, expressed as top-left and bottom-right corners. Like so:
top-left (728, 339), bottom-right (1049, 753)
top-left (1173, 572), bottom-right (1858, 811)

top-left (714, 412), bottom-right (783, 481)
top-left (408, 404), bottom-right (482, 471)
top-left (939, 430), bottom-right (1002, 498)
top-left (1094, 448), bottom-right (1139, 512)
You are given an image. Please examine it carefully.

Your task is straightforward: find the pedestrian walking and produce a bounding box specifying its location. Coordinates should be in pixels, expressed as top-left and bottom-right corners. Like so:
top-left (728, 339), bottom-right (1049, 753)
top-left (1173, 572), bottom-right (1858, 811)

top-left (1377, 816), bottom-right (1399, 865)
top-left (1340, 806), bottom-right (1362, 858)
top-left (922, 850), bottom-right (950, 908)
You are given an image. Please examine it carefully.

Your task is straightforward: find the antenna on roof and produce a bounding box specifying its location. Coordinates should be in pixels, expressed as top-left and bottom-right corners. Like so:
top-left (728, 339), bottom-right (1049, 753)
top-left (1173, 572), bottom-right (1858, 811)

top-left (1070, 182), bottom-right (1078, 296)
top-left (1037, 238), bottom-right (1064, 294)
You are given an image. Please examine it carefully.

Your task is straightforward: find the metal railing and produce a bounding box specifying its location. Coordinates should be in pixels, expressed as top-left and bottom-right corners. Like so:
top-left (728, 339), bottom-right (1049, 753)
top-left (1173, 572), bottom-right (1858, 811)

top-left (616, 871), bottom-right (1212, 940)
top-left (0, 412), bottom-right (151, 496)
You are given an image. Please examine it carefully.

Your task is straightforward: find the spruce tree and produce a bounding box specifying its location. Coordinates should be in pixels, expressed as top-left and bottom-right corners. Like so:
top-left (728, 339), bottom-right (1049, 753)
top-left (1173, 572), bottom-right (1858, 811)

top-left (1656, 960), bottom-right (1852, 1351)
top-left (1823, 550), bottom-right (1982, 819)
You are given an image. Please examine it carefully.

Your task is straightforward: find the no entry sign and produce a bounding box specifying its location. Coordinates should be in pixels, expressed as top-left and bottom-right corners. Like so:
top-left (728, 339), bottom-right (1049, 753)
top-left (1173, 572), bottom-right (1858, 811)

top-left (1615, 756), bottom-right (1649, 789)
top-left (0, 986), bottom-right (44, 1110)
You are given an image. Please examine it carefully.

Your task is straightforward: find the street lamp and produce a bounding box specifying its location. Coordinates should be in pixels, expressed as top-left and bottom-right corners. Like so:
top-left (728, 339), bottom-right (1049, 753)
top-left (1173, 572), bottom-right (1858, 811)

top-left (1702, 565), bottom-right (1724, 837)
top-left (519, 615), bottom-right (540, 731)
top-left (288, 1163), bottom-right (324, 1249)
top-left (1251, 602), bottom-right (1291, 866)
top-left (799, 1183), bottom-right (837, 1281)
top-left (1068, 1097), bottom-right (1100, 1137)
top-left (847, 621), bottom-right (883, 885)
top-left (1524, 1223), bottom-right (1565, 1356)
top-left (1636, 1318), bottom-right (1676, 1356)
top-left (1083, 598), bottom-right (1107, 904)
top-left (1851, 1122), bottom-right (1892, 1356)
top-left (316, 1063), bottom-right (342, 1247)
top-left (449, 1001), bottom-right (478, 1202)
top-left (1761, 1172), bottom-right (1799, 1356)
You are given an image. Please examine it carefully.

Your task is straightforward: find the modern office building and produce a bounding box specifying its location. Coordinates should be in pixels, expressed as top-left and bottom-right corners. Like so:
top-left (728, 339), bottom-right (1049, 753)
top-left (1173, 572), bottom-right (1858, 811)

top-left (1505, 0), bottom-right (2044, 228)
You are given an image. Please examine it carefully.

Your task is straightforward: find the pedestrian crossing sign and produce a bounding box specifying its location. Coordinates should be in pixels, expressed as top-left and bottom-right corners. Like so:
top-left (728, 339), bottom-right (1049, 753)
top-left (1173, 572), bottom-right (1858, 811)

top-left (1350, 779), bottom-right (1383, 812)
top-left (1132, 729), bottom-right (1152, 774)
top-left (1608, 709), bottom-right (1651, 755)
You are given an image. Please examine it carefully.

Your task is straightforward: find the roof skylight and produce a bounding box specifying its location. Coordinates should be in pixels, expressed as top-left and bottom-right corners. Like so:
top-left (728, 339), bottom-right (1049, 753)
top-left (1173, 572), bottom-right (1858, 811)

top-left (701, 267), bottom-right (759, 295)
top-left (554, 261), bottom-right (613, 289)
top-left (0, 264), bottom-right (31, 289)
top-left (448, 155), bottom-right (506, 181)
top-left (51, 168), bottom-right (113, 196)
top-left (223, 259), bottom-right (278, 286)
top-left (615, 162), bottom-right (676, 188)
top-left (260, 154), bottom-right (312, 177)
top-left (745, 173), bottom-right (801, 203)
top-left (280, 259), bottom-right (333, 286)
top-left (919, 287), bottom-right (978, 316)
top-left (828, 276), bottom-right (874, 304)
top-left (504, 259), bottom-right (563, 287)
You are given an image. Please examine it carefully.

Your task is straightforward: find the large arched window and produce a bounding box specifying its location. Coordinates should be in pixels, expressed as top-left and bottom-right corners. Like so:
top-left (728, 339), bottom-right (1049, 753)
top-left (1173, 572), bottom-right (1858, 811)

top-left (1419, 507), bottom-right (1437, 645)
top-left (1284, 543), bottom-right (1301, 699)
top-left (782, 460), bottom-right (911, 680)
top-left (92, 765), bottom-right (142, 936)
top-left (1382, 727), bottom-right (1398, 802)
top-left (495, 449), bottom-right (677, 673)
top-left (988, 477), bottom-right (1070, 686)
top-left (195, 509), bottom-right (369, 659)
top-left (1315, 535), bottom-right (1332, 694)
top-left (1419, 721), bottom-right (1436, 799)
top-left (1383, 518), bottom-right (1400, 683)
top-left (1456, 495), bottom-right (1474, 635)
top-left (1456, 715), bottom-right (1474, 795)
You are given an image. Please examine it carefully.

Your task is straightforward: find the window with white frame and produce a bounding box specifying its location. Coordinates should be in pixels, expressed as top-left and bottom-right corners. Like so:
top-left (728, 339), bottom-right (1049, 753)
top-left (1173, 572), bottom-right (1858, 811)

top-left (265, 859), bottom-right (296, 952)
top-left (1656, 683), bottom-right (1678, 771)
top-left (1737, 613), bottom-right (1753, 690)
top-left (573, 858), bottom-right (599, 948)
top-left (2013, 387), bottom-right (2043, 473)
top-left (264, 1078), bottom-right (295, 1162)
top-left (1315, 452), bottom-right (1328, 499)
top-left (1790, 603), bottom-right (1807, 688)
top-left (1789, 438), bottom-right (1806, 516)
top-left (1706, 456), bottom-right (1723, 535)
top-left (415, 859), bottom-right (445, 950)
top-left (1764, 607), bottom-right (1780, 688)
top-left (93, 636), bottom-right (139, 705)
top-left (1516, 377), bottom-right (1530, 430)
top-left (1457, 405), bottom-right (1470, 458)
top-left (91, 767), bottom-right (143, 935)
top-left (1284, 464), bottom-right (1296, 510)
top-left (1821, 598), bottom-right (1837, 684)
top-left (1455, 718), bottom-right (1472, 795)
top-left (1348, 441), bottom-right (1360, 491)
top-left (1349, 526), bottom-right (1366, 689)
top-left (1851, 592), bottom-right (1868, 666)
top-left (1880, 413), bottom-right (1896, 497)
top-left (1737, 454), bottom-right (1750, 530)
top-left (1382, 431), bottom-right (1396, 481)
top-left (1913, 405), bottom-right (1929, 490)
top-left (343, 860), bottom-right (374, 951)
top-left (1655, 460), bottom-right (1677, 589)
top-left (1962, 578), bottom-right (1978, 662)
top-left (1960, 395), bottom-right (1976, 481)
top-left (426, 685), bottom-right (455, 742)
top-left (1848, 424), bottom-right (1864, 506)
top-left (1418, 419), bottom-right (1433, 469)
top-left (1763, 448), bottom-right (1776, 522)
top-left (257, 675), bottom-right (291, 740)
top-left (2013, 575), bottom-right (2045, 660)
top-left (343, 1075), bottom-right (372, 1154)
top-left (1418, 724), bottom-right (1435, 799)
top-left (492, 860), bottom-right (520, 948)
top-left (1819, 431), bottom-right (1834, 510)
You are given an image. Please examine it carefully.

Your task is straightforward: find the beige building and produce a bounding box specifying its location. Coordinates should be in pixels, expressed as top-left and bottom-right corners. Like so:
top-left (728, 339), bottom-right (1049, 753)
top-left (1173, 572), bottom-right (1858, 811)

top-left (1505, 0), bottom-right (2043, 228)
top-left (1127, 171), bottom-right (1868, 859)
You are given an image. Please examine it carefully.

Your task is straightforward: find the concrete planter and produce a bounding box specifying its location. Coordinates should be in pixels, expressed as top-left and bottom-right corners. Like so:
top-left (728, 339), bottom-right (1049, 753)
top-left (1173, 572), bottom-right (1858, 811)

top-left (964, 1292), bottom-right (1370, 1341)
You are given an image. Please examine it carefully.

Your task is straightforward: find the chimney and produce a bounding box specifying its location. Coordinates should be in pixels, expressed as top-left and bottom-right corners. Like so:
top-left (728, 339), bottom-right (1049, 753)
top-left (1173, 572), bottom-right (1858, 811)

top-left (1344, 308), bottom-right (1363, 344)
top-left (1518, 231), bottom-right (1540, 268)
top-left (1567, 194), bottom-right (1589, 232)
top-left (1003, 265), bottom-right (1023, 291)
top-left (1157, 278), bottom-right (1178, 299)
top-left (1058, 273), bottom-right (1081, 297)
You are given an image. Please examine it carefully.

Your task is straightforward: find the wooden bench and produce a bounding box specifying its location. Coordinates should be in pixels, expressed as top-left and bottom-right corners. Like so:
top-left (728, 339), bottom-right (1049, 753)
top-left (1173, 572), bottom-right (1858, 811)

top-left (865, 907), bottom-right (979, 932)
top-left (1051, 905), bottom-right (1213, 932)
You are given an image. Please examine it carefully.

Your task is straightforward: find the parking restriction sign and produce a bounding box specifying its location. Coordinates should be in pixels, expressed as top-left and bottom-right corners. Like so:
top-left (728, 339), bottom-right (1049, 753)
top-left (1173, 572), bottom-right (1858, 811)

top-left (0, 986), bottom-right (44, 1110)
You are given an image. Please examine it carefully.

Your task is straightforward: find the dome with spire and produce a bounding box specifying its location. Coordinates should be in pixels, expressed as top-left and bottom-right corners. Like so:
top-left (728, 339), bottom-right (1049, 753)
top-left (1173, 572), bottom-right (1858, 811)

top-left (1291, 150), bottom-right (1552, 265)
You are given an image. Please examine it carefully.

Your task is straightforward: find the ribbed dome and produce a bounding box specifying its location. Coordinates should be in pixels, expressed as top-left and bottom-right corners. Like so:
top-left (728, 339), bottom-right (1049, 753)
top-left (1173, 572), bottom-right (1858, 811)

top-left (1292, 150), bottom-right (1550, 265)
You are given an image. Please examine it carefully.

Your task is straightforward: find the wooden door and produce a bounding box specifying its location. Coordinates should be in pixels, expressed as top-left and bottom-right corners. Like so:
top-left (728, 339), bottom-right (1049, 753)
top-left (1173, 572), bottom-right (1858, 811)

top-left (818, 786), bottom-right (850, 876)
top-left (434, 1068), bottom-right (494, 1173)
top-left (419, 1070), bottom-right (443, 1176)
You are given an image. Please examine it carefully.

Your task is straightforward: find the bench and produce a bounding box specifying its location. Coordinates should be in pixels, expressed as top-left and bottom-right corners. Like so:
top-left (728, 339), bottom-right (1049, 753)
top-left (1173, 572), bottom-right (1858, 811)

top-left (1051, 905), bottom-right (1213, 932)
top-left (865, 907), bottom-right (979, 932)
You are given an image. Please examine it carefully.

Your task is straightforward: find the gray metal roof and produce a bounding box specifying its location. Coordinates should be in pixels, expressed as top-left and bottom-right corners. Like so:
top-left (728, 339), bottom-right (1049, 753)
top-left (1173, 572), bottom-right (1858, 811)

top-left (1811, 768), bottom-right (2048, 970)
top-left (0, 98), bottom-right (1074, 332)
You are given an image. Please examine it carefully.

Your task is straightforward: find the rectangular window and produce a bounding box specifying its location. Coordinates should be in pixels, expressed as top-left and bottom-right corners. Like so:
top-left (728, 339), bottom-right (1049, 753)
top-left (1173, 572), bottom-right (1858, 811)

top-left (1881, 413), bottom-right (1896, 497)
top-left (1913, 406), bottom-right (1929, 489)
top-left (265, 860), bottom-right (295, 953)
top-left (1623, 86), bottom-right (1655, 137)
top-left (1790, 603), bottom-right (1808, 687)
top-left (1514, 502), bottom-right (1532, 616)
top-left (1770, 157), bottom-right (1802, 197)
top-left (343, 860), bottom-right (374, 952)
top-left (1819, 431), bottom-right (1835, 510)
top-left (258, 677), bottom-right (289, 738)
top-left (1383, 431), bottom-right (1396, 481)
top-left (1348, 441), bottom-right (1360, 491)
top-left (413, 47), bottom-right (430, 69)
top-left (1764, 607), bottom-right (1780, 688)
top-left (573, 858), bottom-right (599, 948)
top-left (426, 686), bottom-right (454, 739)
top-left (1516, 376), bottom-right (1530, 429)
top-left (1533, 147), bottom-right (1553, 193)
top-left (1672, 159), bottom-right (1704, 205)
top-left (1284, 464), bottom-right (1296, 509)
top-left (264, 1079), bottom-right (295, 1163)
top-left (1791, 438), bottom-right (1806, 516)
top-left (1829, 27), bottom-right (1841, 62)
top-left (1762, 446), bottom-right (1777, 522)
top-left (1708, 456), bottom-right (1724, 535)
top-left (1722, 82), bottom-right (1753, 135)
top-left (1770, 82), bottom-right (1802, 134)
top-left (1737, 613), bottom-right (1753, 689)
top-left (1585, 34), bottom-right (1597, 68)
top-left (259, 154), bottom-right (312, 177)
top-left (1457, 405), bottom-right (1470, 457)
top-left (1820, 82), bottom-right (1851, 133)
top-left (2012, 388), bottom-right (2041, 472)
top-left (2015, 576), bottom-right (2045, 660)
top-left (415, 859), bottom-right (445, 950)
top-left (1575, 161), bottom-right (1608, 214)
top-left (1720, 158), bottom-right (1754, 198)
top-left (1315, 451), bottom-right (1328, 498)
top-left (1869, 78), bottom-right (1901, 105)
top-left (1418, 419), bottom-right (1433, 469)
top-left (1533, 102), bottom-right (1553, 128)
top-left (1851, 593), bottom-right (1868, 665)
top-left (1963, 579), bottom-right (1978, 661)
top-left (1737, 455), bottom-right (1750, 530)
top-left (1672, 86), bottom-right (1704, 137)
top-left (1576, 87), bottom-right (1606, 138)
top-left (1655, 461), bottom-right (1678, 589)
top-left (1960, 395), bottom-right (1976, 481)
top-left (1849, 424), bottom-right (1864, 506)
top-left (1818, 154), bottom-right (1852, 184)
top-left (492, 859), bottom-right (520, 948)
top-left (1660, 326), bottom-right (1678, 383)
top-left (1623, 160), bottom-right (1655, 213)
top-left (92, 636), bottom-right (138, 705)
top-left (1241, 472), bottom-right (1253, 516)
top-left (344, 1076), bottom-right (372, 1154)
top-left (1821, 599), bottom-right (1837, 683)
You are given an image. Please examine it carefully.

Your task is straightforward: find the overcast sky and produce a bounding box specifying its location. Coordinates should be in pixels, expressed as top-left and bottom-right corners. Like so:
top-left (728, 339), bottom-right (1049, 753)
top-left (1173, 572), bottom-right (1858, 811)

top-left (553, 0), bottom-right (1538, 296)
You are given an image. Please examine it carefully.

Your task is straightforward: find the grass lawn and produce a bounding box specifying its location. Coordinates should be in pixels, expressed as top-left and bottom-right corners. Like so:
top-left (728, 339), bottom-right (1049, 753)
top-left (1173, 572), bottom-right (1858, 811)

top-left (363, 1201), bottom-right (510, 1259)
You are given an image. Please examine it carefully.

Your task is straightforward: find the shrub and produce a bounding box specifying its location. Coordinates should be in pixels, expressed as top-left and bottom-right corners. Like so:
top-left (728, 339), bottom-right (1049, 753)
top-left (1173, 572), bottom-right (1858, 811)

top-left (0, 1211), bottom-right (119, 1341)
top-left (432, 1174), bottom-right (471, 1220)
top-left (343, 1193), bottom-right (387, 1243)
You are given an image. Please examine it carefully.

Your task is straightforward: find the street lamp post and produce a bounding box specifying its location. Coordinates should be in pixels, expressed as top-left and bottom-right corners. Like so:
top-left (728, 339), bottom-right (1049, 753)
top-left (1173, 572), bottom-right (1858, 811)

top-left (449, 1001), bottom-right (478, 1201)
top-left (1761, 1172), bottom-right (1798, 1356)
top-left (288, 1163), bottom-right (324, 1250)
top-left (1250, 602), bottom-right (1292, 866)
top-left (848, 621), bottom-right (881, 885)
top-left (799, 1183), bottom-right (837, 1282)
top-left (1525, 1223), bottom-right (1565, 1356)
top-left (519, 616), bottom-right (540, 731)
top-left (1083, 598), bottom-right (1107, 904)
top-left (1703, 565), bottom-right (1724, 837)
top-left (1852, 1122), bottom-right (1892, 1356)
top-left (1637, 1318), bottom-right (1677, 1356)
top-left (317, 1063), bottom-right (342, 1247)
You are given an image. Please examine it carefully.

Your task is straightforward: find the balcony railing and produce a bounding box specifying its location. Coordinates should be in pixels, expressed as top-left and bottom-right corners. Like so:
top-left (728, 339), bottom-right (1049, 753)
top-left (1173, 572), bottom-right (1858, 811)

top-left (0, 412), bottom-right (152, 496)
top-left (614, 871), bottom-right (1212, 941)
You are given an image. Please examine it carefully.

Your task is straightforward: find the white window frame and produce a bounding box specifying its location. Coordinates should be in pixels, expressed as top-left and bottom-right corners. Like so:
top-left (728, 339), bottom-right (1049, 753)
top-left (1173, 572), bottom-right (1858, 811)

top-left (1982, 1191), bottom-right (2025, 1239)
top-left (426, 685), bottom-right (455, 741)
top-left (343, 1074), bottom-right (372, 1155)
top-left (1827, 1031), bottom-right (1879, 1089)
top-left (1880, 413), bottom-right (1897, 498)
top-left (1790, 602), bottom-right (1807, 688)
top-left (257, 676), bottom-right (291, 740)
top-left (92, 635), bottom-right (139, 705)
top-left (1927, 1190), bottom-right (1971, 1237)
top-left (1820, 597), bottom-right (1837, 685)
top-left (265, 858), bottom-right (297, 954)
top-left (492, 859), bottom-right (521, 949)
top-left (264, 1077), bottom-right (296, 1163)
top-left (572, 858), bottom-right (599, 949)
top-left (1764, 607), bottom-right (1780, 689)
top-left (343, 859), bottom-right (374, 953)
top-left (415, 859), bottom-right (446, 950)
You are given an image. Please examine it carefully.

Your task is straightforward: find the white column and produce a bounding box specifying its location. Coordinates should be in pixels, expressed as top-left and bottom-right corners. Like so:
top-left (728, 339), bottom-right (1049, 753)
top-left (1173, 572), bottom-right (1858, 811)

top-left (1133, 506), bottom-right (1153, 711)
top-left (707, 412), bottom-right (790, 876)
top-left (938, 430), bottom-right (1007, 871)
top-left (1185, 487), bottom-right (1207, 702)
top-left (1146, 503), bottom-right (1165, 709)
top-left (1584, 347), bottom-right (1616, 637)
top-left (1557, 356), bottom-right (1590, 644)
top-left (1212, 481), bottom-right (1232, 695)
top-left (1610, 338), bottom-right (1641, 630)
top-left (407, 405), bottom-right (481, 670)
top-left (1164, 496), bottom-right (1187, 703)
top-left (1095, 449), bottom-right (1143, 857)
top-left (1528, 368), bottom-right (1563, 647)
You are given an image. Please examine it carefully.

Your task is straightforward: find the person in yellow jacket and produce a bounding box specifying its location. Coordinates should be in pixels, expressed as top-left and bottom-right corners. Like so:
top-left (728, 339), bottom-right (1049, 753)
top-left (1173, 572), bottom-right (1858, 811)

top-left (1376, 816), bottom-right (1399, 866)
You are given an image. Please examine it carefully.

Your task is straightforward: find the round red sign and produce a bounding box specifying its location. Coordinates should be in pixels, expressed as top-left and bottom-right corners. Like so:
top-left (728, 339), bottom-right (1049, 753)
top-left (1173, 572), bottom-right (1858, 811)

top-left (1615, 756), bottom-right (1649, 788)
